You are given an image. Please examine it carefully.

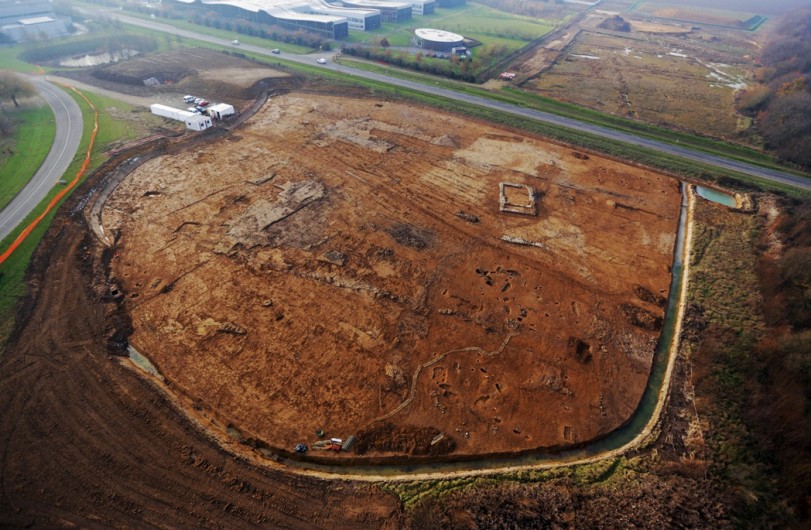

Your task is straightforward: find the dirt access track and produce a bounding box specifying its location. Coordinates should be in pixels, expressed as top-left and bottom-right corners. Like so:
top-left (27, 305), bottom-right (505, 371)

top-left (102, 91), bottom-right (680, 461)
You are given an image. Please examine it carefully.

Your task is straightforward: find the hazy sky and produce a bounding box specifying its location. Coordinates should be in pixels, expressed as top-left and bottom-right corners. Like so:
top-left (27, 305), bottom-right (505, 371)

top-left (666, 0), bottom-right (811, 15)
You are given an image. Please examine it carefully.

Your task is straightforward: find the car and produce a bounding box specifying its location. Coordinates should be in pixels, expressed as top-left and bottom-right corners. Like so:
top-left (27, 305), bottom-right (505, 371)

top-left (231, 39), bottom-right (239, 45)
top-left (183, 95), bottom-right (196, 103)
top-left (187, 107), bottom-right (201, 114)
top-left (316, 58), bottom-right (327, 64)
top-left (271, 48), bottom-right (280, 54)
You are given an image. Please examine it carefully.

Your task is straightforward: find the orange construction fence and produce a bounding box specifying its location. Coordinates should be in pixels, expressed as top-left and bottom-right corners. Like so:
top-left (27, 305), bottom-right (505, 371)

top-left (0, 85), bottom-right (98, 266)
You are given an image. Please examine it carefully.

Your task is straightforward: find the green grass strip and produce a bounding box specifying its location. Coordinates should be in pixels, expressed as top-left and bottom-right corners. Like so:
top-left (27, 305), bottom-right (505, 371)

top-left (0, 104), bottom-right (55, 210)
top-left (0, 89), bottom-right (145, 347)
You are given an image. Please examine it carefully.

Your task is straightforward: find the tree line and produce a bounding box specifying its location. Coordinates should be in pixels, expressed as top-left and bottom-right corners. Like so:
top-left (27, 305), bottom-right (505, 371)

top-left (737, 7), bottom-right (811, 169)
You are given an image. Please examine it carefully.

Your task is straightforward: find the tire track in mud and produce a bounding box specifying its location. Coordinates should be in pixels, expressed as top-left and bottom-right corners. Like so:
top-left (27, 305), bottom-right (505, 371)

top-left (0, 209), bottom-right (399, 527)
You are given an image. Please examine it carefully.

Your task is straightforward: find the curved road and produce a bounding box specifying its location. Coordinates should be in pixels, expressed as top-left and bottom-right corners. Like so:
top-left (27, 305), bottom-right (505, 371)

top-left (0, 78), bottom-right (83, 242)
top-left (109, 13), bottom-right (811, 191)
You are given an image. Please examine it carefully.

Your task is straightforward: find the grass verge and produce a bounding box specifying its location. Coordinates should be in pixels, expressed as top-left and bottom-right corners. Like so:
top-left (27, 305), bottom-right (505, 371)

top-left (684, 199), bottom-right (791, 526)
top-left (0, 89), bottom-right (146, 348)
top-left (0, 104), bottom-right (55, 210)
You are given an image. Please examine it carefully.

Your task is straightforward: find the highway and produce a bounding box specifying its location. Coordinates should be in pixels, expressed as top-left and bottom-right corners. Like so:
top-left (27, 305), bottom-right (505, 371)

top-left (0, 78), bottom-right (83, 242)
top-left (110, 12), bottom-right (811, 191)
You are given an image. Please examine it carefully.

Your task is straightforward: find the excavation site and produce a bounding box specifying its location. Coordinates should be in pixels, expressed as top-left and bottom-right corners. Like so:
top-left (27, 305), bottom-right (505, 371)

top-left (101, 91), bottom-right (681, 461)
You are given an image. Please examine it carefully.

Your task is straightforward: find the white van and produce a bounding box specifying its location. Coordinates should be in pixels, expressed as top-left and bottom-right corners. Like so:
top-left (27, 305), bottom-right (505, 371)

top-left (183, 95), bottom-right (195, 103)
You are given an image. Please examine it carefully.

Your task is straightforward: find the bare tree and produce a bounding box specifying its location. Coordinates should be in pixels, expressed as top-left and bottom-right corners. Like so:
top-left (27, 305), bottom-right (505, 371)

top-left (0, 72), bottom-right (36, 108)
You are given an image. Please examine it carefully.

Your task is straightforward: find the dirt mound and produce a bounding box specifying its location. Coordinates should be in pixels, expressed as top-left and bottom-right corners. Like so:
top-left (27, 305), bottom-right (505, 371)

top-left (84, 48), bottom-right (291, 100)
top-left (598, 15), bottom-right (631, 32)
top-left (354, 423), bottom-right (456, 456)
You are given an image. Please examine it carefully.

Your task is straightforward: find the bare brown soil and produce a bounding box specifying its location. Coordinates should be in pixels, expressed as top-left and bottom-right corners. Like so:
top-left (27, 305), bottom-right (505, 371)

top-left (0, 191), bottom-right (400, 528)
top-left (101, 92), bottom-right (680, 460)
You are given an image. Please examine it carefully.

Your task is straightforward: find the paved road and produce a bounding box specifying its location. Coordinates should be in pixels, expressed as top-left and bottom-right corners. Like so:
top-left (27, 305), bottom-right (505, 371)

top-left (0, 78), bottom-right (83, 242)
top-left (111, 13), bottom-right (811, 191)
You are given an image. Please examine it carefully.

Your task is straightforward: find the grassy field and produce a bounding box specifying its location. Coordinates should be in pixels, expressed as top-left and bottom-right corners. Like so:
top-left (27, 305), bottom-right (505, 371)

top-left (0, 105), bottom-right (55, 211)
top-left (427, 4), bottom-right (557, 44)
top-left (0, 46), bottom-right (41, 72)
top-left (629, 1), bottom-right (763, 29)
top-left (683, 200), bottom-right (790, 526)
top-left (344, 4), bottom-right (558, 56)
top-left (528, 31), bottom-right (748, 139)
top-left (0, 90), bottom-right (156, 346)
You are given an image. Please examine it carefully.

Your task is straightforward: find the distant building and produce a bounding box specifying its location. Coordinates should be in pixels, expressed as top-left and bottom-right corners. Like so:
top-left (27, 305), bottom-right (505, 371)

top-left (291, 0), bottom-right (381, 31)
top-left (339, 0), bottom-right (412, 23)
top-left (410, 0), bottom-right (435, 15)
top-left (174, 0), bottom-right (350, 39)
top-left (0, 0), bottom-right (69, 43)
top-left (414, 28), bottom-right (464, 51)
top-left (172, 0), bottom-right (443, 35)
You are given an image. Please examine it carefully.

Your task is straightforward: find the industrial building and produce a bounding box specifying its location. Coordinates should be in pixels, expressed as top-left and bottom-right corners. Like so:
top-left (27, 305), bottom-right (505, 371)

top-left (0, 0), bottom-right (69, 43)
top-left (339, 0), bottom-right (412, 23)
top-left (414, 28), bottom-right (464, 51)
top-left (174, 0), bottom-right (350, 39)
top-left (173, 0), bottom-right (447, 33)
top-left (289, 0), bottom-right (381, 30)
top-left (409, 0), bottom-right (435, 15)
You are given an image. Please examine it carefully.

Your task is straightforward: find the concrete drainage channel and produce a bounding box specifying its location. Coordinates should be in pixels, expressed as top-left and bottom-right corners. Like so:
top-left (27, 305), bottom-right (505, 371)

top-left (90, 135), bottom-right (695, 481)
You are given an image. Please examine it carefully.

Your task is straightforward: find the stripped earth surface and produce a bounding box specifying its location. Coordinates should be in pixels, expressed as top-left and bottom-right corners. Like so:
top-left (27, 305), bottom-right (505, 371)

top-left (102, 92), bottom-right (681, 460)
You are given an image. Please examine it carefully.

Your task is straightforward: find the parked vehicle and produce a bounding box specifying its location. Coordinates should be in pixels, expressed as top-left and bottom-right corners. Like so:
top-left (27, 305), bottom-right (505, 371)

top-left (316, 58), bottom-right (327, 64)
top-left (231, 39), bottom-right (239, 45)
top-left (271, 49), bottom-right (280, 54)
top-left (183, 95), bottom-right (196, 103)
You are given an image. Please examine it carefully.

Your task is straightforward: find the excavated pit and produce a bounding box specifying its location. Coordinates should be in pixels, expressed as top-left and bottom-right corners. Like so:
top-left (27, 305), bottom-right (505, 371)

top-left (102, 92), bottom-right (681, 460)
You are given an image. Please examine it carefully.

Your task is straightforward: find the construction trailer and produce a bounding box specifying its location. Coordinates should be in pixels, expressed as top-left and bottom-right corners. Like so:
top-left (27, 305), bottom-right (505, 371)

top-left (208, 103), bottom-right (236, 120)
top-left (185, 114), bottom-right (213, 131)
top-left (151, 103), bottom-right (213, 131)
top-left (150, 103), bottom-right (195, 121)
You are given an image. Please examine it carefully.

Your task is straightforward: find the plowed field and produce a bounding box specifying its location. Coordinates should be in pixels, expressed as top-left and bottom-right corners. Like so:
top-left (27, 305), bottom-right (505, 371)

top-left (102, 93), bottom-right (680, 460)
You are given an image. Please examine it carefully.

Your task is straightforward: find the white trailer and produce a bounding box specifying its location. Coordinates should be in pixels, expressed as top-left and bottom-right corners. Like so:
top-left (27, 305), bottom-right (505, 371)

top-left (208, 103), bottom-right (235, 120)
top-left (150, 103), bottom-right (195, 121)
top-left (185, 114), bottom-right (213, 131)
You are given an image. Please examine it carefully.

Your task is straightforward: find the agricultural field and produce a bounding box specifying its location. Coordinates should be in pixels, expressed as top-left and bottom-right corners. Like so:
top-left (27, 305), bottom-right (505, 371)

top-left (519, 15), bottom-right (764, 141)
top-left (101, 85), bottom-right (680, 459)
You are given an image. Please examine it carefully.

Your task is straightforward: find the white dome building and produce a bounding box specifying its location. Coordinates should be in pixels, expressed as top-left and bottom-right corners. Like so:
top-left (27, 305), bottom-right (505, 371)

top-left (414, 28), bottom-right (464, 51)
